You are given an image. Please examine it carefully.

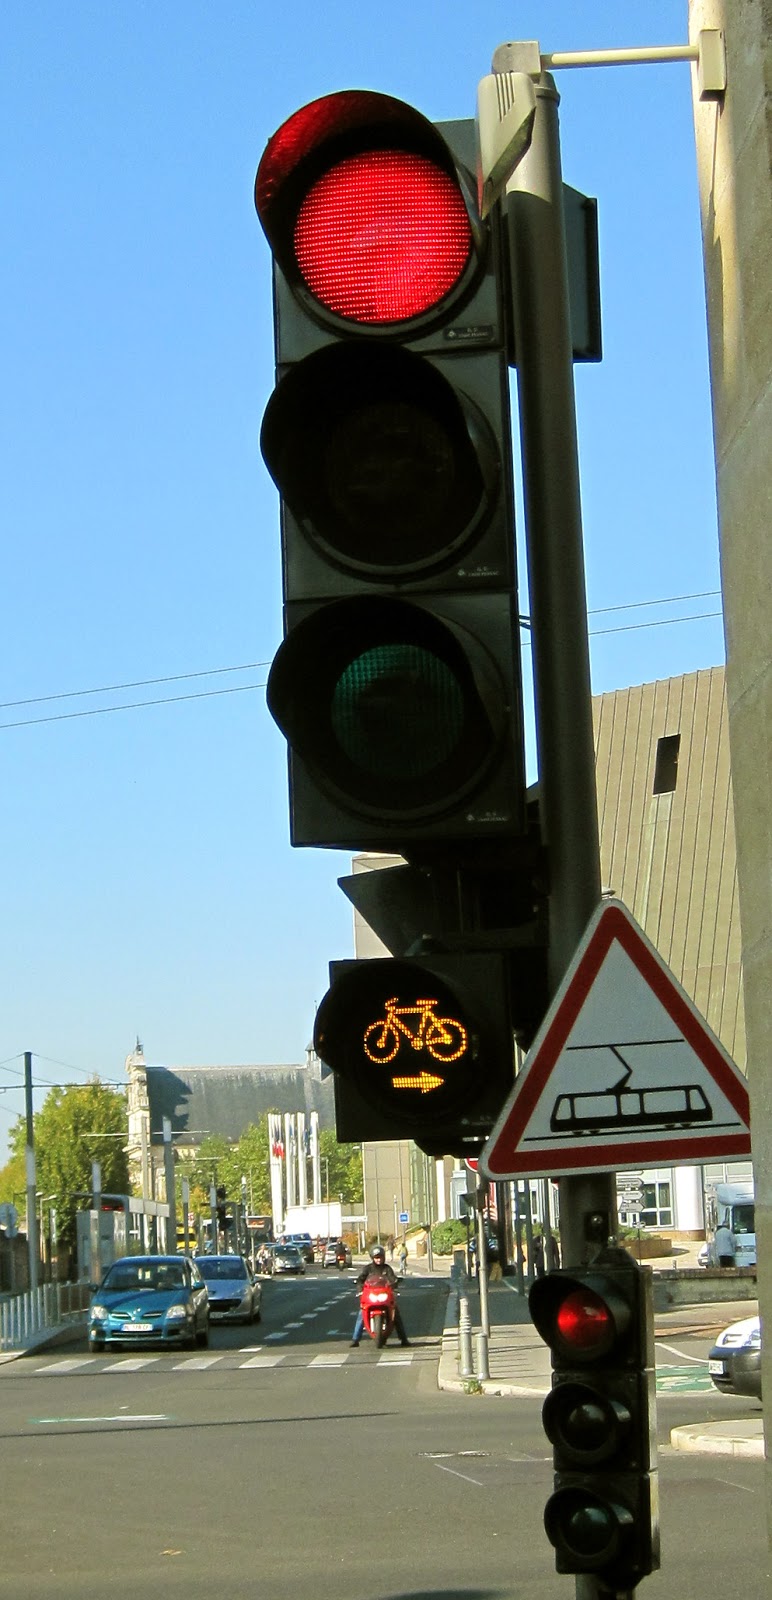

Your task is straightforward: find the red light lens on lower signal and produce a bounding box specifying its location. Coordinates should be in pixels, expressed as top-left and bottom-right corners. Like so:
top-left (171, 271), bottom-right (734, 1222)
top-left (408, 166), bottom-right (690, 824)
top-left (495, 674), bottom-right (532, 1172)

top-left (556, 1289), bottom-right (613, 1354)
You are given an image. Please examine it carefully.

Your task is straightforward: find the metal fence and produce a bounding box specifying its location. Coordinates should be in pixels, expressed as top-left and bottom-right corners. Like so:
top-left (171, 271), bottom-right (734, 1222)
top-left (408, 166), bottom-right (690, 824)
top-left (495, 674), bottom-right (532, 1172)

top-left (0, 1281), bottom-right (90, 1352)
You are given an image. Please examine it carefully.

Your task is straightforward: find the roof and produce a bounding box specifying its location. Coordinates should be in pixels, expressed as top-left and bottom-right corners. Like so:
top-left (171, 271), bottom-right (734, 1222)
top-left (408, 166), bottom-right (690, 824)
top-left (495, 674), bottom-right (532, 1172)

top-left (144, 1061), bottom-right (335, 1145)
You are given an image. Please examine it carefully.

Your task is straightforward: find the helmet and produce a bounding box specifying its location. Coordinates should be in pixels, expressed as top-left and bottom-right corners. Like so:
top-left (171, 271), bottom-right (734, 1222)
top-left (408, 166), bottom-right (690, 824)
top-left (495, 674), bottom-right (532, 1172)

top-left (370, 1245), bottom-right (386, 1261)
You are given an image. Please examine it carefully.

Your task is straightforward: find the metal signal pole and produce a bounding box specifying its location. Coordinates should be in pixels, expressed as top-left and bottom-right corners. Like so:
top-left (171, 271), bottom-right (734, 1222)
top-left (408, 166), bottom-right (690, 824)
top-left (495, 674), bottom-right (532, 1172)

top-left (496, 55), bottom-right (617, 1274)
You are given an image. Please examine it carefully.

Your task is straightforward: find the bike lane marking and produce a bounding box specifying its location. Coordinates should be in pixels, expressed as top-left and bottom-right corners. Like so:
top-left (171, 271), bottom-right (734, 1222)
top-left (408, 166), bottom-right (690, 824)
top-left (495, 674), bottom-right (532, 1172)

top-left (656, 1363), bottom-right (714, 1393)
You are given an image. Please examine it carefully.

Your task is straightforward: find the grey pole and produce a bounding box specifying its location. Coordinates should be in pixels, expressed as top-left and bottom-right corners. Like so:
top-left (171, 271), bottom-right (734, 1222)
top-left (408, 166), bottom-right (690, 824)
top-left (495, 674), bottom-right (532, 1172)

top-left (162, 1118), bottom-right (177, 1254)
top-left (497, 57), bottom-right (616, 1268)
top-left (24, 1052), bottom-right (39, 1290)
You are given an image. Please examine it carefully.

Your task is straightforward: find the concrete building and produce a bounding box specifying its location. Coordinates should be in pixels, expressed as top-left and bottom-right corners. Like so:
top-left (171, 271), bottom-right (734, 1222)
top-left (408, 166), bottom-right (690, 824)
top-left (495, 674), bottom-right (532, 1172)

top-left (356, 665), bottom-right (752, 1243)
top-left (689, 0), bottom-right (770, 1523)
top-left (125, 1041), bottom-right (335, 1201)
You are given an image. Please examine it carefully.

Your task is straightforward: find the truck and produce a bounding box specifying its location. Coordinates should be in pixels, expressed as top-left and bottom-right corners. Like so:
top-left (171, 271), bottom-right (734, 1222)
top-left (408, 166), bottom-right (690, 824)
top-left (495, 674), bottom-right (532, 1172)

top-left (282, 1203), bottom-right (343, 1242)
top-left (704, 1180), bottom-right (756, 1267)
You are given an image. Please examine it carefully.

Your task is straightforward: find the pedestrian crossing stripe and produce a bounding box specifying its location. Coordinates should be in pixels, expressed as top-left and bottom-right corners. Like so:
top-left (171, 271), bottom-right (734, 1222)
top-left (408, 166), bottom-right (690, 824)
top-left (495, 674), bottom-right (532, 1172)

top-left (28, 1349), bottom-right (418, 1375)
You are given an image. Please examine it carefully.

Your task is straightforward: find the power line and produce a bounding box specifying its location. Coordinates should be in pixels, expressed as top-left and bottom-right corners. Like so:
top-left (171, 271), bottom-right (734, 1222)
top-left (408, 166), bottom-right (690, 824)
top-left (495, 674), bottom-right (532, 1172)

top-left (0, 681), bottom-right (263, 732)
top-left (0, 591), bottom-right (724, 734)
top-left (0, 661), bottom-right (271, 712)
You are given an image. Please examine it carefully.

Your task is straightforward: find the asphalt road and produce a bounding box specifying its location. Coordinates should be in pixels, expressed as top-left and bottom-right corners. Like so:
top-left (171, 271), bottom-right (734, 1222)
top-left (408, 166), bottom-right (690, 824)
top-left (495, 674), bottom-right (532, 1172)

top-left (1, 1268), bottom-right (768, 1600)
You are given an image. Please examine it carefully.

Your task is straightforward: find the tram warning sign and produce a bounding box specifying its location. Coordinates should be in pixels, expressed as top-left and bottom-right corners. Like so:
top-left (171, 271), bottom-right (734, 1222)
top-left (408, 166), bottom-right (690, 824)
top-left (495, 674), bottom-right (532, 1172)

top-left (481, 899), bottom-right (751, 1179)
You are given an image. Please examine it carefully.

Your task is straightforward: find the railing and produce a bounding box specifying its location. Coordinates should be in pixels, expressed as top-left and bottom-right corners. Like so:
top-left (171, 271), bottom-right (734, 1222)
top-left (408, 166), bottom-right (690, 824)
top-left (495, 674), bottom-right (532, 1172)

top-left (0, 1281), bottom-right (90, 1352)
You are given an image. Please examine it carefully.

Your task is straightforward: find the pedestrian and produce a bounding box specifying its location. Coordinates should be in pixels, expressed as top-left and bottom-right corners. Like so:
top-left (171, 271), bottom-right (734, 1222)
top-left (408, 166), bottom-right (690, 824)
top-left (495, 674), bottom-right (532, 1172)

top-left (547, 1234), bottom-right (561, 1271)
top-left (715, 1221), bottom-right (736, 1268)
top-left (398, 1240), bottom-right (408, 1275)
top-left (387, 1234), bottom-right (395, 1262)
top-left (532, 1235), bottom-right (545, 1277)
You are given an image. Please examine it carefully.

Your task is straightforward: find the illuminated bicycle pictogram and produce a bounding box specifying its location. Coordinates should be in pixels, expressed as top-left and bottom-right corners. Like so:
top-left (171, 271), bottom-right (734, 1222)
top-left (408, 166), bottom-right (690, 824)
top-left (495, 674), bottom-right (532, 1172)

top-left (363, 996), bottom-right (469, 1067)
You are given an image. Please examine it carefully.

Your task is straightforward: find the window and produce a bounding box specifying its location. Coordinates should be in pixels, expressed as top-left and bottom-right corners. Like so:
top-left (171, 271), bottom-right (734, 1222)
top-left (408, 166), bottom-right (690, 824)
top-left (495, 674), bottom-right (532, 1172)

top-left (640, 1181), bottom-right (672, 1230)
top-left (653, 733), bottom-right (680, 794)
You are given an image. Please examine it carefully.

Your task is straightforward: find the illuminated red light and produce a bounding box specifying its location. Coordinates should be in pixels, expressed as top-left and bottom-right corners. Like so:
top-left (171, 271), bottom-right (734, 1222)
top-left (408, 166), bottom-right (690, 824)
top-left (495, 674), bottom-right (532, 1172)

top-left (294, 149), bottom-right (472, 323)
top-left (556, 1289), bottom-right (613, 1353)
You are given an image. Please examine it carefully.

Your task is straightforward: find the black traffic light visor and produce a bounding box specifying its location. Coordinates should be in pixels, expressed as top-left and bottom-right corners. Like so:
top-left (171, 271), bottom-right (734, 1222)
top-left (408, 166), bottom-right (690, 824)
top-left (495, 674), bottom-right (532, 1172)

top-left (255, 90), bottom-right (481, 333)
top-left (542, 1380), bottom-right (632, 1467)
top-left (544, 1486), bottom-right (634, 1572)
top-left (261, 343), bottom-right (500, 578)
top-left (314, 958), bottom-right (481, 1126)
top-left (267, 596), bottom-right (510, 820)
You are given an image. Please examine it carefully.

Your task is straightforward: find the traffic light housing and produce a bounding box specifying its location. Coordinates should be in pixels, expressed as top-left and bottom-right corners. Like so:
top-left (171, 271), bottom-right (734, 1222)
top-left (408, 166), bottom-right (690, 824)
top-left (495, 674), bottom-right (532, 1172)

top-left (314, 951), bottom-right (516, 1155)
top-left (529, 1248), bottom-right (659, 1590)
top-left (256, 90), bottom-right (526, 856)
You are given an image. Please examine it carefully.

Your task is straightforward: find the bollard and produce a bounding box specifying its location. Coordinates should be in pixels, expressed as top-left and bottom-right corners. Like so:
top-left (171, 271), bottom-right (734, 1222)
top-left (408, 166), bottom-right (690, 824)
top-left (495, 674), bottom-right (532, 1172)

top-left (475, 1329), bottom-right (490, 1382)
top-left (458, 1292), bottom-right (474, 1378)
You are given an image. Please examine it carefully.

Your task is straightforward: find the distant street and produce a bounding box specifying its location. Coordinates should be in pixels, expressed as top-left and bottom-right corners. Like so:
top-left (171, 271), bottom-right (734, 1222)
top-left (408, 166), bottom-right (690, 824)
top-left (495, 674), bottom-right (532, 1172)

top-left (1, 1268), bottom-right (768, 1600)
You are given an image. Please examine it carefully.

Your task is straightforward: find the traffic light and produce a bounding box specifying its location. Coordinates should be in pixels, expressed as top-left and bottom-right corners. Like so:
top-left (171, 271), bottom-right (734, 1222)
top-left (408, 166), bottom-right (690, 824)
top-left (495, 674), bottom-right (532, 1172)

top-left (255, 89), bottom-right (526, 856)
top-left (529, 1248), bottom-right (660, 1590)
top-left (314, 951), bottom-right (518, 1154)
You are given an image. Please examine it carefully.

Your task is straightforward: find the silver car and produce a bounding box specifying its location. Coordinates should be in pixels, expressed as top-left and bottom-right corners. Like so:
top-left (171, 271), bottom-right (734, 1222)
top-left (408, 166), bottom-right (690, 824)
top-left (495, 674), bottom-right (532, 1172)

top-left (195, 1254), bottom-right (262, 1323)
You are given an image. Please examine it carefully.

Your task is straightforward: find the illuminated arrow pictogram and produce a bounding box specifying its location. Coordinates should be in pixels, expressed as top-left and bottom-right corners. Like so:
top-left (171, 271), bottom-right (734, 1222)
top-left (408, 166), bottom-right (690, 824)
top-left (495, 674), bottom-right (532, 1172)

top-left (391, 1070), bottom-right (444, 1093)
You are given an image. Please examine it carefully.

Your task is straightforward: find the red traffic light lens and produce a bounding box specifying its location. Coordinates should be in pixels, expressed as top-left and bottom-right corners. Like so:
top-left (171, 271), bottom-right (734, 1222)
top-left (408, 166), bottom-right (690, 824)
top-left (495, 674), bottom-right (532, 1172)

top-left (294, 149), bottom-right (472, 323)
top-left (556, 1289), bottom-right (613, 1354)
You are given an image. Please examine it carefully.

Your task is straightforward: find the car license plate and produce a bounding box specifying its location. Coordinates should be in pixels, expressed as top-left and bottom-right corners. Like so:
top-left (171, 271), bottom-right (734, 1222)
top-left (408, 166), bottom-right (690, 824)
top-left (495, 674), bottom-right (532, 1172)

top-left (708, 1359), bottom-right (725, 1375)
top-left (123, 1321), bottom-right (152, 1332)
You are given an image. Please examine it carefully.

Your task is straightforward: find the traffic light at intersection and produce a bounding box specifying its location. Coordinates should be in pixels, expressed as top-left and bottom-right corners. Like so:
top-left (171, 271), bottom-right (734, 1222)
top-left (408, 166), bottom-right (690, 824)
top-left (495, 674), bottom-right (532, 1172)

top-left (256, 89), bottom-right (526, 856)
top-left (529, 1249), bottom-right (660, 1590)
top-left (313, 951), bottom-right (517, 1153)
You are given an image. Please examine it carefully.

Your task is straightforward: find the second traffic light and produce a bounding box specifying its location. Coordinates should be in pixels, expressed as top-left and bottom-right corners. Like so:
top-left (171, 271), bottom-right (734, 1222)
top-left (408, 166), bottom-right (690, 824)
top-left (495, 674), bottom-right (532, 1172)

top-left (314, 952), bottom-right (516, 1155)
top-left (530, 1249), bottom-right (660, 1590)
top-left (256, 89), bottom-right (526, 856)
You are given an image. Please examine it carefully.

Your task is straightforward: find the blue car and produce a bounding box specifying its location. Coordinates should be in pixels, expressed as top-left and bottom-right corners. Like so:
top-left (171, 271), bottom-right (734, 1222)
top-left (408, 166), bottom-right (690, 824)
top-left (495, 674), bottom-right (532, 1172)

top-left (88, 1255), bottom-right (210, 1352)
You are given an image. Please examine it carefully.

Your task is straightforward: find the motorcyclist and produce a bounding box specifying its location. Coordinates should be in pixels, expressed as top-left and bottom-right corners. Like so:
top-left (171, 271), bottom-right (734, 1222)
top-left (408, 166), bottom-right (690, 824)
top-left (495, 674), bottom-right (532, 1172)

top-left (350, 1244), bottom-right (410, 1348)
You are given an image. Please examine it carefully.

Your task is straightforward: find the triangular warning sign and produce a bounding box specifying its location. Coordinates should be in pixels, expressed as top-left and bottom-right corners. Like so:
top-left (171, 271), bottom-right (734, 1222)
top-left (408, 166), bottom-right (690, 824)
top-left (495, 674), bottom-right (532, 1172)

top-left (481, 899), bottom-right (751, 1180)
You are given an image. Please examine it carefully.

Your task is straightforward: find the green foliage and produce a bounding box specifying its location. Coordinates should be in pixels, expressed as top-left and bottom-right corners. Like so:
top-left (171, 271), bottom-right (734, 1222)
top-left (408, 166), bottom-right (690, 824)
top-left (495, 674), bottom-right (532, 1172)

top-left (172, 1119), bottom-right (364, 1221)
top-left (319, 1128), bottom-right (363, 1204)
top-left (178, 1122), bottom-right (273, 1215)
top-left (1, 1080), bottom-right (128, 1251)
top-left (431, 1219), bottom-right (469, 1255)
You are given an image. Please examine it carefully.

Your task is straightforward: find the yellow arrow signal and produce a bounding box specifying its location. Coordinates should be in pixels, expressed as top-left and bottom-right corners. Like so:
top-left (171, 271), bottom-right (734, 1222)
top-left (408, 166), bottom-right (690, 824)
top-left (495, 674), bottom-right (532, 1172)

top-left (391, 1070), bottom-right (444, 1093)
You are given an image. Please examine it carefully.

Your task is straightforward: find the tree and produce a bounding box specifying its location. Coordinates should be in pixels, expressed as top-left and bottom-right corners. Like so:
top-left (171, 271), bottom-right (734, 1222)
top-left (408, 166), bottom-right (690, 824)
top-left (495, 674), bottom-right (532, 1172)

top-left (3, 1080), bottom-right (128, 1257)
top-left (179, 1122), bottom-right (272, 1217)
top-left (319, 1129), bottom-right (363, 1205)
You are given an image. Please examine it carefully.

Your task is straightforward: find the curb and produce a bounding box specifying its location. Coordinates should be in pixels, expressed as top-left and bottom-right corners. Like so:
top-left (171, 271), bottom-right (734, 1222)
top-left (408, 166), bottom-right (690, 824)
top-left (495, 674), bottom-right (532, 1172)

top-left (669, 1420), bottom-right (765, 1458)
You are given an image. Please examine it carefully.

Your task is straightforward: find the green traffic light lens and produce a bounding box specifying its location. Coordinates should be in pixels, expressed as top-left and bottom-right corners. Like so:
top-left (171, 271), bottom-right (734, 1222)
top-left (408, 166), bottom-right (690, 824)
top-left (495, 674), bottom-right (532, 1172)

top-left (564, 1501), bottom-right (617, 1560)
top-left (331, 643), bottom-right (463, 779)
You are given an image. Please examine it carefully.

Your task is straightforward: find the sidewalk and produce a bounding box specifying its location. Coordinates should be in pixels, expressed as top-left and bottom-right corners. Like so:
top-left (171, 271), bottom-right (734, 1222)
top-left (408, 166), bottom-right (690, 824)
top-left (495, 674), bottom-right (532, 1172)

top-left (438, 1276), bottom-right (765, 1459)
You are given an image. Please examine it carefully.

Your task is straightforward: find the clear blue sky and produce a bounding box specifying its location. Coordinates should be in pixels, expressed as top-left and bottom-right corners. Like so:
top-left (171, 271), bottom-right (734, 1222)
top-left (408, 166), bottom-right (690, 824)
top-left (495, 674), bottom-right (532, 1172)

top-left (0, 1), bottom-right (723, 1160)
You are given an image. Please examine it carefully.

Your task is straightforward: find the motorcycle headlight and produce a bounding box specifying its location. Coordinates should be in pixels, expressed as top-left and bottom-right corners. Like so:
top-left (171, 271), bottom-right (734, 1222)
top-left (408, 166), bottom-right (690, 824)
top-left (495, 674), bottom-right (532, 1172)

top-left (370, 1292), bottom-right (389, 1303)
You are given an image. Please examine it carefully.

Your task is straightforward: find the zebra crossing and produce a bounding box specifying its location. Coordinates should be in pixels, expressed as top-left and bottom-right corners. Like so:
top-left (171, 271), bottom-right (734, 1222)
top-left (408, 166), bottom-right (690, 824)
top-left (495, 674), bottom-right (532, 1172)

top-left (21, 1345), bottom-right (422, 1378)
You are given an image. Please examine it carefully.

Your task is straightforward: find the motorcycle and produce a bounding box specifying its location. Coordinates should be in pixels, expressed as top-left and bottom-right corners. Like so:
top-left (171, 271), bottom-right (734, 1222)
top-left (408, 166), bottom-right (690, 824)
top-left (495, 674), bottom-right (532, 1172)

top-left (359, 1272), bottom-right (397, 1348)
top-left (336, 1249), bottom-right (347, 1270)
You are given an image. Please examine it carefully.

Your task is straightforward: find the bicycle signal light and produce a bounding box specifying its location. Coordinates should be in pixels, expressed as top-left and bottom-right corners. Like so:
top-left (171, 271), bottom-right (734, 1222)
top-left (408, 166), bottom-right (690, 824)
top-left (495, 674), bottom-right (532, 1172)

top-left (364, 996), bottom-right (469, 1065)
top-left (529, 1253), bottom-right (660, 1589)
top-left (314, 952), bottom-right (516, 1151)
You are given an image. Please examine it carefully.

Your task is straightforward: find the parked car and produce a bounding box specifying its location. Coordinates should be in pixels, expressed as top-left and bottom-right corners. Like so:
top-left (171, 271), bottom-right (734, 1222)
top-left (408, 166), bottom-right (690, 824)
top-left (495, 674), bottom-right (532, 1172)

top-left (708, 1314), bottom-right (762, 1399)
top-left (323, 1239), bottom-right (352, 1267)
top-left (88, 1255), bottom-right (210, 1351)
top-left (195, 1254), bottom-right (262, 1323)
top-left (271, 1244), bottom-right (305, 1275)
top-left (277, 1232), bottom-right (315, 1264)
